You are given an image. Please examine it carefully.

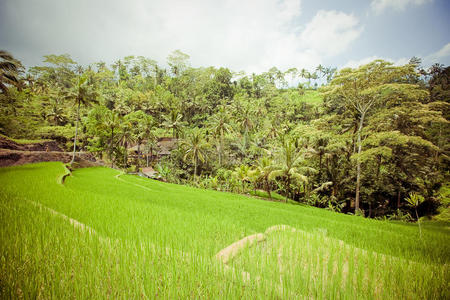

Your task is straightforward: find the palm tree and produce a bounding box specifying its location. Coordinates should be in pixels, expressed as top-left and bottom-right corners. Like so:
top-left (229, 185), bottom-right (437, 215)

top-left (162, 109), bottom-right (184, 138)
top-left (144, 138), bottom-right (158, 167)
top-left (270, 140), bottom-right (308, 202)
top-left (405, 192), bottom-right (425, 238)
top-left (180, 128), bottom-right (209, 180)
top-left (103, 110), bottom-right (120, 167)
top-left (46, 99), bottom-right (66, 125)
top-left (65, 75), bottom-right (97, 164)
top-left (135, 116), bottom-right (154, 167)
top-left (248, 167), bottom-right (260, 195)
top-left (309, 135), bottom-right (330, 182)
top-left (253, 156), bottom-right (276, 199)
top-left (233, 165), bottom-right (251, 193)
top-left (209, 107), bottom-right (232, 166)
top-left (155, 163), bottom-right (171, 182)
top-left (238, 104), bottom-right (254, 138)
top-left (118, 121), bottom-right (136, 168)
top-left (0, 50), bottom-right (21, 94)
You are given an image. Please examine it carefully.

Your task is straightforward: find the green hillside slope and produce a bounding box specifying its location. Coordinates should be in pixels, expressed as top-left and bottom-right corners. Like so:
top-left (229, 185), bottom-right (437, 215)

top-left (0, 162), bottom-right (448, 298)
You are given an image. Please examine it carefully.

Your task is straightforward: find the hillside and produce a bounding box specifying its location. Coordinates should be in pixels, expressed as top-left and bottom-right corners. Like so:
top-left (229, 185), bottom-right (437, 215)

top-left (0, 134), bottom-right (99, 167)
top-left (0, 162), bottom-right (448, 298)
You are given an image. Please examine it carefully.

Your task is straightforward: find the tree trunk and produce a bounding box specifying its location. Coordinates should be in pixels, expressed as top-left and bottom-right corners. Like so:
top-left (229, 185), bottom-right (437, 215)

top-left (71, 101), bottom-right (81, 164)
top-left (149, 146), bottom-right (153, 165)
top-left (110, 128), bottom-right (115, 168)
top-left (265, 178), bottom-right (272, 199)
top-left (123, 141), bottom-right (128, 168)
top-left (194, 156), bottom-right (198, 182)
top-left (219, 133), bottom-right (223, 167)
top-left (135, 142), bottom-right (141, 169)
top-left (415, 208), bottom-right (422, 238)
top-left (318, 153), bottom-right (322, 181)
top-left (355, 111), bottom-right (365, 213)
top-left (397, 189), bottom-right (401, 209)
top-left (285, 175), bottom-right (290, 203)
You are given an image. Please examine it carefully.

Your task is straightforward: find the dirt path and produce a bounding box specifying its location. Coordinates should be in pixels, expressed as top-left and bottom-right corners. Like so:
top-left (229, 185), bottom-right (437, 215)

top-left (114, 172), bottom-right (156, 192)
top-left (29, 200), bottom-right (97, 235)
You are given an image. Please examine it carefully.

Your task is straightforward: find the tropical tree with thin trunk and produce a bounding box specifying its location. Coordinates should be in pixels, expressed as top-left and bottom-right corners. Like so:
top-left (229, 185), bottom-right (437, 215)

top-left (103, 110), bottom-right (120, 167)
top-left (0, 50), bottom-right (22, 94)
top-left (209, 106), bottom-right (232, 166)
top-left (233, 165), bottom-right (251, 193)
top-left (125, 111), bottom-right (153, 168)
top-left (65, 74), bottom-right (97, 164)
top-left (180, 128), bottom-right (209, 180)
top-left (252, 156), bottom-right (276, 199)
top-left (46, 99), bottom-right (66, 126)
top-left (270, 140), bottom-right (308, 202)
top-left (162, 109), bottom-right (184, 138)
top-left (144, 138), bottom-right (158, 167)
top-left (136, 115), bottom-right (155, 167)
top-left (405, 192), bottom-right (425, 238)
top-left (323, 60), bottom-right (425, 213)
top-left (118, 120), bottom-right (136, 168)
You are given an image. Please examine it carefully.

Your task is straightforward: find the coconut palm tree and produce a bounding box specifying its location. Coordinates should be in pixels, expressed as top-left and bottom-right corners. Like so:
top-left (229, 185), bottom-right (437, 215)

top-left (103, 110), bottom-right (121, 167)
top-left (46, 99), bottom-right (66, 125)
top-left (252, 156), bottom-right (276, 199)
top-left (162, 109), bottom-right (184, 138)
top-left (270, 140), bottom-right (308, 202)
top-left (180, 128), bottom-right (209, 180)
top-left (144, 138), bottom-right (158, 167)
top-left (135, 115), bottom-right (154, 167)
top-left (233, 165), bottom-right (251, 193)
top-left (118, 121), bottom-right (136, 168)
top-left (0, 50), bottom-right (21, 94)
top-left (209, 107), bottom-right (232, 166)
top-left (65, 75), bottom-right (97, 164)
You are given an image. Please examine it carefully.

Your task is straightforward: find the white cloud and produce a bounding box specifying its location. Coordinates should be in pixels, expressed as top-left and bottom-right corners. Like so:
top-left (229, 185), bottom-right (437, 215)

top-left (424, 42), bottom-right (450, 64)
top-left (0, 0), bottom-right (363, 74)
top-left (300, 10), bottom-right (363, 57)
top-left (371, 0), bottom-right (433, 14)
top-left (344, 43), bottom-right (450, 70)
top-left (342, 56), bottom-right (409, 69)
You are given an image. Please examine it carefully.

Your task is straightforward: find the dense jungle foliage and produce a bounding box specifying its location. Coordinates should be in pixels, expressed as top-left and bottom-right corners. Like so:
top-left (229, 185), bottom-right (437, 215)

top-left (1, 50), bottom-right (449, 219)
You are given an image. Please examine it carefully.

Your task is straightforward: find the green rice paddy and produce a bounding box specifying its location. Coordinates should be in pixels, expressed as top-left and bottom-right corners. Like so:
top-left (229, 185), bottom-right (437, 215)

top-left (0, 162), bottom-right (448, 298)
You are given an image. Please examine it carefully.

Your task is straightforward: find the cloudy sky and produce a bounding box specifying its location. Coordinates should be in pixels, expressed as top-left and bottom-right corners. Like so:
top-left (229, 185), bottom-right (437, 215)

top-left (0, 0), bottom-right (449, 73)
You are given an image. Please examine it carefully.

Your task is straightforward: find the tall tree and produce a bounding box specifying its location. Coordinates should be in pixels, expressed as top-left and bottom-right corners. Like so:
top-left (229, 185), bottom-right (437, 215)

top-left (0, 50), bottom-right (22, 94)
top-left (65, 74), bottom-right (97, 164)
top-left (180, 128), bottom-right (209, 180)
top-left (162, 109), bottom-right (184, 138)
top-left (209, 107), bottom-right (232, 166)
top-left (324, 60), bottom-right (429, 213)
top-left (103, 110), bottom-right (121, 167)
top-left (270, 140), bottom-right (308, 202)
top-left (253, 156), bottom-right (276, 199)
top-left (118, 119), bottom-right (135, 168)
top-left (167, 50), bottom-right (190, 77)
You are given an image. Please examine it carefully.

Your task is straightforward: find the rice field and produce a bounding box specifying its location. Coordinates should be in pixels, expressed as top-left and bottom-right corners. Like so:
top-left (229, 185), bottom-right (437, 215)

top-left (0, 162), bottom-right (448, 298)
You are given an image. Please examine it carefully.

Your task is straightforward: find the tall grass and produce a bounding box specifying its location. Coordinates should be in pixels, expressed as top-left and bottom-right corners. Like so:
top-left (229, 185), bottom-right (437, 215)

top-left (0, 162), bottom-right (448, 298)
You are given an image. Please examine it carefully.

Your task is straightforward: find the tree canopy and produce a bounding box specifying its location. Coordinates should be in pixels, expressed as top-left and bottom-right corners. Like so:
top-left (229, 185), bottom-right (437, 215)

top-left (1, 51), bottom-right (448, 220)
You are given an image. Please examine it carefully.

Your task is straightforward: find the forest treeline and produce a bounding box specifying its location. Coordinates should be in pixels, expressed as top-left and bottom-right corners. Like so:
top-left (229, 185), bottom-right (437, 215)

top-left (0, 50), bottom-right (449, 220)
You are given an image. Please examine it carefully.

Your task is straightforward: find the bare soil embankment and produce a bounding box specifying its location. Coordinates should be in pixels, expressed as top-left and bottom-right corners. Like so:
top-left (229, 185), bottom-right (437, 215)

top-left (0, 135), bottom-right (98, 167)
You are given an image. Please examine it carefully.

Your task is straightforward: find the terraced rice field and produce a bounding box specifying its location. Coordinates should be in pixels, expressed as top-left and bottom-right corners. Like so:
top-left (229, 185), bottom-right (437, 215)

top-left (0, 162), bottom-right (448, 298)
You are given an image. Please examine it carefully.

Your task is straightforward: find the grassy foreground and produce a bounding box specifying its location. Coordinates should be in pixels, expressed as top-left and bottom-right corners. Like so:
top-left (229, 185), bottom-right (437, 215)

top-left (0, 162), bottom-right (448, 298)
